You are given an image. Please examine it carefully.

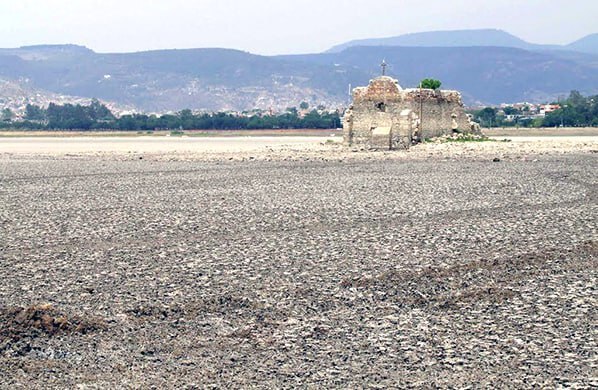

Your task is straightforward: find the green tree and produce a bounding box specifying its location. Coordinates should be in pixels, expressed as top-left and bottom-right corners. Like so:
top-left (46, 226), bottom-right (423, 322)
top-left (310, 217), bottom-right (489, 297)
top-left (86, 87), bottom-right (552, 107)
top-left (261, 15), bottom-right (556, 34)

top-left (475, 107), bottom-right (497, 127)
top-left (420, 78), bottom-right (442, 90)
top-left (1, 108), bottom-right (14, 122)
top-left (541, 92), bottom-right (598, 127)
top-left (503, 106), bottom-right (520, 115)
top-left (178, 109), bottom-right (195, 129)
top-left (87, 98), bottom-right (114, 121)
top-left (568, 90), bottom-right (585, 107)
top-left (299, 101), bottom-right (309, 110)
top-left (25, 104), bottom-right (46, 121)
top-left (0, 101), bottom-right (344, 131)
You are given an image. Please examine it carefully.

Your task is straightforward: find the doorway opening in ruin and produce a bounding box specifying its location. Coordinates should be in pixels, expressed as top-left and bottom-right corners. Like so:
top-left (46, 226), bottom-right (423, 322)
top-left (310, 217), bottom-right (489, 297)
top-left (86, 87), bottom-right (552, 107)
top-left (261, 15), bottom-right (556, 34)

top-left (375, 102), bottom-right (386, 112)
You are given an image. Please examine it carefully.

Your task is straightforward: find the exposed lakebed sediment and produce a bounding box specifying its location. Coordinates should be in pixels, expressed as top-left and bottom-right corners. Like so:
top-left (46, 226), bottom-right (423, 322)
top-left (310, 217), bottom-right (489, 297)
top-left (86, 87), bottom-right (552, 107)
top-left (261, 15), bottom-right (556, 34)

top-left (0, 142), bottom-right (596, 387)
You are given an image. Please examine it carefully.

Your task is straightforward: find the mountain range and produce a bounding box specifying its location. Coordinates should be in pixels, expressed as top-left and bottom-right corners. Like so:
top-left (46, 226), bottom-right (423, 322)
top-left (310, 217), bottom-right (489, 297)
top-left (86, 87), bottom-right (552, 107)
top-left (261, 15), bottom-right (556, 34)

top-left (0, 29), bottom-right (597, 113)
top-left (327, 29), bottom-right (598, 54)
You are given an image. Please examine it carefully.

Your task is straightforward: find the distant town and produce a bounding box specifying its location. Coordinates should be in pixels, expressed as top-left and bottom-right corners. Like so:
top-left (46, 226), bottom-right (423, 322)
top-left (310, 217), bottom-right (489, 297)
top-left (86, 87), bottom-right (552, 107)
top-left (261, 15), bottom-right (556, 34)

top-left (467, 91), bottom-right (597, 128)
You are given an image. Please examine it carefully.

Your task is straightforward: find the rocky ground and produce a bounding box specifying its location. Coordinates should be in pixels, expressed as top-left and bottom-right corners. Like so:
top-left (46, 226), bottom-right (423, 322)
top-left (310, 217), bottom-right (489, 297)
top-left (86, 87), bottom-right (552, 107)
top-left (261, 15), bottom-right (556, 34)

top-left (0, 141), bottom-right (596, 388)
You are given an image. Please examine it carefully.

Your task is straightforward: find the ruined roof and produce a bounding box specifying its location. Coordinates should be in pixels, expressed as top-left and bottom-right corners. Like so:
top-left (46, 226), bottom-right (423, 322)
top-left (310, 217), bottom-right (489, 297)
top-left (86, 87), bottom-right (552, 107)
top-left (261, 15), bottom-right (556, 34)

top-left (353, 76), bottom-right (403, 103)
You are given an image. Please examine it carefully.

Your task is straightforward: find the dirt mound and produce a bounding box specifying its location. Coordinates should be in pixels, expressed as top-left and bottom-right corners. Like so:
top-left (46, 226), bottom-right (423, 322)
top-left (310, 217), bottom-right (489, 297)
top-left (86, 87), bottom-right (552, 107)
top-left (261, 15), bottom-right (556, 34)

top-left (0, 304), bottom-right (105, 354)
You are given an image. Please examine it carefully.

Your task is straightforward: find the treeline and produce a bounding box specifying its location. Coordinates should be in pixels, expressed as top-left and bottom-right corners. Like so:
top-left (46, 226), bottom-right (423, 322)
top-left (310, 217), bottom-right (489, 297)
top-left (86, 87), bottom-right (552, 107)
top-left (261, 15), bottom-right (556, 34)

top-left (471, 91), bottom-right (598, 127)
top-left (542, 91), bottom-right (598, 127)
top-left (0, 100), bottom-right (342, 130)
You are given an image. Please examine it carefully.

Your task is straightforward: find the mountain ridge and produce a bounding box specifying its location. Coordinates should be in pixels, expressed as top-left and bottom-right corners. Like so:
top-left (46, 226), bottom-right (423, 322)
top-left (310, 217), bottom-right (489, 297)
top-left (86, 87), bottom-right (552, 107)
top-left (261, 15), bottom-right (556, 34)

top-left (567, 33), bottom-right (598, 54)
top-left (1, 30), bottom-right (597, 112)
top-left (327, 29), bottom-right (597, 54)
top-left (281, 45), bottom-right (598, 104)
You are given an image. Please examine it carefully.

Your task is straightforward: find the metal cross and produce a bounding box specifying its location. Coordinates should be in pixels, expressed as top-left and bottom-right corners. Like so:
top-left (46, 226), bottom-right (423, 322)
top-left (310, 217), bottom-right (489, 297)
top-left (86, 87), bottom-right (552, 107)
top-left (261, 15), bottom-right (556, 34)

top-left (381, 60), bottom-right (387, 76)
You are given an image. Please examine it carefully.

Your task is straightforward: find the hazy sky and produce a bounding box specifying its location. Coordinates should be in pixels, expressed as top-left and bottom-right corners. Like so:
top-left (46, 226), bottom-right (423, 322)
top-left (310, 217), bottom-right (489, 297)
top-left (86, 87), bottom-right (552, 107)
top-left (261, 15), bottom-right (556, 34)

top-left (0, 0), bottom-right (596, 55)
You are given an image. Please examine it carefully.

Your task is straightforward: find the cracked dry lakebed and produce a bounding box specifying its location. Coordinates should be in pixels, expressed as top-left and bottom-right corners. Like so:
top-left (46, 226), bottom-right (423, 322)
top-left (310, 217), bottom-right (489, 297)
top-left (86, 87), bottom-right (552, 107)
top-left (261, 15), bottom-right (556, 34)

top-left (0, 151), bottom-right (596, 388)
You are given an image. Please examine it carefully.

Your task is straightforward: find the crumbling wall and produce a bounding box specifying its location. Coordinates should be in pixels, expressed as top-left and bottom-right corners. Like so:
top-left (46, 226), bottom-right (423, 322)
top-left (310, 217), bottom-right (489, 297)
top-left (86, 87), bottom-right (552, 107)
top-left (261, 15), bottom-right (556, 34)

top-left (343, 76), bottom-right (480, 149)
top-left (392, 109), bottom-right (418, 149)
top-left (401, 89), bottom-right (476, 138)
top-left (344, 77), bottom-right (405, 147)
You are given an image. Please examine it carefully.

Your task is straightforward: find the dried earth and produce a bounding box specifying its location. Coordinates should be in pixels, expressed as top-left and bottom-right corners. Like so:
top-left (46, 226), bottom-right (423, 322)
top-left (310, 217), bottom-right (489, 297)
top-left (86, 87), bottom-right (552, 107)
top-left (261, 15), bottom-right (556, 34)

top-left (0, 138), bottom-right (596, 388)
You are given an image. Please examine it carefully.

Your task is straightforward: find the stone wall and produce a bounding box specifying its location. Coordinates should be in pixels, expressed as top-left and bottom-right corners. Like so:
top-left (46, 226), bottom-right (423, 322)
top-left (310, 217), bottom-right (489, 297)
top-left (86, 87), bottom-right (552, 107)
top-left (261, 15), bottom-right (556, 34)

top-left (400, 89), bottom-right (474, 138)
top-left (343, 76), bottom-right (479, 149)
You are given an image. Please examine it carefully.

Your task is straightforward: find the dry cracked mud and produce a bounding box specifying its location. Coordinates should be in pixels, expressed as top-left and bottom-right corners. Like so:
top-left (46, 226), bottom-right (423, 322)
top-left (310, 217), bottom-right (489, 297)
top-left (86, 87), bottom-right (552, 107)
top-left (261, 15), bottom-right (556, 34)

top-left (0, 148), bottom-right (596, 388)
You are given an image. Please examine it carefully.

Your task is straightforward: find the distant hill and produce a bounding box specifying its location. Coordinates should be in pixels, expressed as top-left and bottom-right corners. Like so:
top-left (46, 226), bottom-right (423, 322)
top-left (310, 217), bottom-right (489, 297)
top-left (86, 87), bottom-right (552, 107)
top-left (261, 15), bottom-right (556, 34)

top-left (567, 33), bottom-right (598, 54)
top-left (327, 29), bottom-right (562, 53)
top-left (281, 46), bottom-right (598, 105)
top-left (327, 29), bottom-right (598, 55)
top-left (0, 45), bottom-right (365, 111)
top-left (0, 77), bottom-right (129, 116)
top-left (0, 39), bottom-right (597, 111)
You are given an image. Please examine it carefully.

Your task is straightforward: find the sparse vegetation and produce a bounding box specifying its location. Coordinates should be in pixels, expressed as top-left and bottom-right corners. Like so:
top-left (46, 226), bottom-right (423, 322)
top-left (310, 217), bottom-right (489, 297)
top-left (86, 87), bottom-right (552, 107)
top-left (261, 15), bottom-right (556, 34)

top-left (425, 133), bottom-right (509, 143)
top-left (441, 134), bottom-right (494, 142)
top-left (420, 78), bottom-right (442, 90)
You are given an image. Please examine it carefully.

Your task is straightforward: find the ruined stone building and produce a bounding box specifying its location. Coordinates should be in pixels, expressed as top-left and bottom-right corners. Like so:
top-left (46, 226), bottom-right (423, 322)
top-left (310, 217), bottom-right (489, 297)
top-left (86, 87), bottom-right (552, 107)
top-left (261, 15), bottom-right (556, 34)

top-left (343, 71), bottom-right (479, 150)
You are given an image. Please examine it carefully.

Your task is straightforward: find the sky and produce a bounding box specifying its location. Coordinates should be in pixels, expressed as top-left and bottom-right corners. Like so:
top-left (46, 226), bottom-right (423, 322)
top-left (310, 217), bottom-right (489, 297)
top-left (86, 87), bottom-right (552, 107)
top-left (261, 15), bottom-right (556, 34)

top-left (0, 0), bottom-right (596, 55)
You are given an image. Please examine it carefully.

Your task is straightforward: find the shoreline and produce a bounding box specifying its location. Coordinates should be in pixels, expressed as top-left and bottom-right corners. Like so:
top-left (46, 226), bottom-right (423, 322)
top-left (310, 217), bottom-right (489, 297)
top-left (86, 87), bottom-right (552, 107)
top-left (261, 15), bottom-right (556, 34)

top-left (0, 135), bottom-right (596, 163)
top-left (0, 127), bottom-right (597, 138)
